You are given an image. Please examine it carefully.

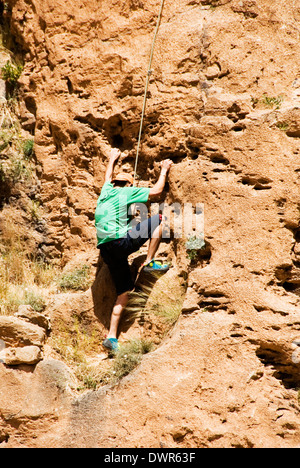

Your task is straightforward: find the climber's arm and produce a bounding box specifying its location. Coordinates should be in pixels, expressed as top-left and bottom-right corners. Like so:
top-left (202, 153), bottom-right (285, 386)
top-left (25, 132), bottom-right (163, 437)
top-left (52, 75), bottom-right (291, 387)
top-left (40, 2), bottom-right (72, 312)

top-left (104, 148), bottom-right (121, 183)
top-left (149, 159), bottom-right (173, 198)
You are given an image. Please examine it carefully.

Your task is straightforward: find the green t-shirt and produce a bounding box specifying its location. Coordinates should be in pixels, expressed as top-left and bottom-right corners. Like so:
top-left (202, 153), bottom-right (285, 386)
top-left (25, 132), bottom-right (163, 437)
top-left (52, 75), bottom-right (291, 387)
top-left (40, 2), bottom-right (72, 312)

top-left (95, 182), bottom-right (150, 245)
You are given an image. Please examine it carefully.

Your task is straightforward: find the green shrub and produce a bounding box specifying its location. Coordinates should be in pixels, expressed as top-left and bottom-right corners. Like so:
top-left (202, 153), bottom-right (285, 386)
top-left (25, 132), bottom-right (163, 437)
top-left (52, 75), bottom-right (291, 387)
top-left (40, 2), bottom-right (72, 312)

top-left (0, 155), bottom-right (31, 184)
top-left (24, 289), bottom-right (46, 312)
top-left (23, 139), bottom-right (34, 159)
top-left (1, 61), bottom-right (23, 85)
top-left (0, 130), bottom-right (14, 152)
top-left (0, 107), bottom-right (33, 188)
top-left (29, 200), bottom-right (41, 222)
top-left (59, 264), bottom-right (91, 291)
top-left (102, 339), bottom-right (153, 384)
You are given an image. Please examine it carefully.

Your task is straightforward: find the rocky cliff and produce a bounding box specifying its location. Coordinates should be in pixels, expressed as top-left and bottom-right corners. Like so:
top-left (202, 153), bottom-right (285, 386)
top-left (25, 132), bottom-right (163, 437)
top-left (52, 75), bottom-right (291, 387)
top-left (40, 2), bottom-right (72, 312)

top-left (0, 0), bottom-right (300, 448)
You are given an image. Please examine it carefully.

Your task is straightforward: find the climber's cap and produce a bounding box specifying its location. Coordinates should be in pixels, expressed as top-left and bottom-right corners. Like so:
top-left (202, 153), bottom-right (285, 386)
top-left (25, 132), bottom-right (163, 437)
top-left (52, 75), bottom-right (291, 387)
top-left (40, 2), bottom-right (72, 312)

top-left (112, 172), bottom-right (134, 185)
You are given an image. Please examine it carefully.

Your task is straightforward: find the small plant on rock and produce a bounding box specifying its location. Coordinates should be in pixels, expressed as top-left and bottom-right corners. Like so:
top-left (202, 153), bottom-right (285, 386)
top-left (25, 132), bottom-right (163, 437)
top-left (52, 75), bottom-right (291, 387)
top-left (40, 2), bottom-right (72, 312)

top-left (252, 94), bottom-right (284, 110)
top-left (1, 61), bottom-right (23, 97)
top-left (276, 121), bottom-right (289, 132)
top-left (186, 235), bottom-right (205, 262)
top-left (23, 139), bottom-right (34, 160)
top-left (261, 94), bottom-right (283, 109)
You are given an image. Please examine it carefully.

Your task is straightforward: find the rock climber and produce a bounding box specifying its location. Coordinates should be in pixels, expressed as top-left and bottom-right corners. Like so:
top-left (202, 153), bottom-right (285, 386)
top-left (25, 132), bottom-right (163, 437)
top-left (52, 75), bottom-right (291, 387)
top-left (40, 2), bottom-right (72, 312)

top-left (95, 148), bottom-right (173, 351)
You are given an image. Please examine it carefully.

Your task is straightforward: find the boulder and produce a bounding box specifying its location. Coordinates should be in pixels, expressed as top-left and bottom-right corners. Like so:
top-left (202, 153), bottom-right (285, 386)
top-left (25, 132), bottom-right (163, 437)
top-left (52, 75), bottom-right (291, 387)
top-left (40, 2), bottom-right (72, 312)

top-left (0, 316), bottom-right (46, 348)
top-left (0, 345), bottom-right (42, 365)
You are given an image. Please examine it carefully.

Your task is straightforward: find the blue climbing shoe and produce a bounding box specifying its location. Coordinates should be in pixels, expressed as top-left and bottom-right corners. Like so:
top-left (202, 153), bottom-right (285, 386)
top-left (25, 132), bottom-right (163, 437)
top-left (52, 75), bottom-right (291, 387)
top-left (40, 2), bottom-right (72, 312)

top-left (102, 338), bottom-right (119, 352)
top-left (143, 259), bottom-right (170, 273)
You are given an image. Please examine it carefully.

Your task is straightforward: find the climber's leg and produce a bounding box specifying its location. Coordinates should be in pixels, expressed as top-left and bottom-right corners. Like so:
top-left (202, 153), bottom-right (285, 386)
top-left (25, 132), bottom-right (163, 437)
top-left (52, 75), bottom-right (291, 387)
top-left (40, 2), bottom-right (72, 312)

top-left (144, 222), bottom-right (163, 264)
top-left (99, 243), bottom-right (135, 349)
top-left (105, 291), bottom-right (129, 342)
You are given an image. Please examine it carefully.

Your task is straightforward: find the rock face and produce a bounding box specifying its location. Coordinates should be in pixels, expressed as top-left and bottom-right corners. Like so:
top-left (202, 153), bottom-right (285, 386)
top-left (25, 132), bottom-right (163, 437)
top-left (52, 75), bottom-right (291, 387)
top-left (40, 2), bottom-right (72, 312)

top-left (1, 0), bottom-right (300, 448)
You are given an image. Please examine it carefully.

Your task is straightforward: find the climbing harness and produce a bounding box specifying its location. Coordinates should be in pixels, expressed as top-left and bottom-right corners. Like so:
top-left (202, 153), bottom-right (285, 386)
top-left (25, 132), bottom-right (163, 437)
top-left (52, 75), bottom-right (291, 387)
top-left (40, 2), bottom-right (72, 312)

top-left (133, 0), bottom-right (166, 186)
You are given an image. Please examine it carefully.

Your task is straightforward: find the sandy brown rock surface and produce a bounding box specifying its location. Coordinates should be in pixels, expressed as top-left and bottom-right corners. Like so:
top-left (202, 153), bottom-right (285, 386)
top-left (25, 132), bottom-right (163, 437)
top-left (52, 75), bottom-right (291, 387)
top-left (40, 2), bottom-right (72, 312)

top-left (0, 0), bottom-right (300, 448)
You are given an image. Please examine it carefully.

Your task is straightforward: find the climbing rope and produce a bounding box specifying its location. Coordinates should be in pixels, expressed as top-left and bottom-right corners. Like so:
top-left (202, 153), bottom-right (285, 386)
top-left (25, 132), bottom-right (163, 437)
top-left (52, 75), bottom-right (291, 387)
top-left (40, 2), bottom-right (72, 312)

top-left (133, 0), bottom-right (166, 186)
